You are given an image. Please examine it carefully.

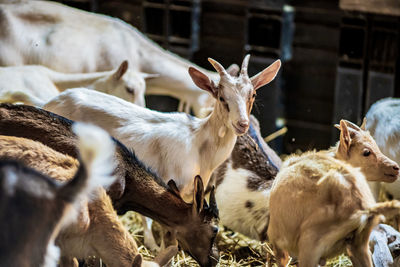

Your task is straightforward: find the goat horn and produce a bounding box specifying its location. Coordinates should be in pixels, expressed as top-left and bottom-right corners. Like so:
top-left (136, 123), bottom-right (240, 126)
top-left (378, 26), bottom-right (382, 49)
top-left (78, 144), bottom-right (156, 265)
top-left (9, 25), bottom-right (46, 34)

top-left (208, 58), bottom-right (228, 77)
top-left (360, 117), bottom-right (366, 130)
top-left (208, 186), bottom-right (219, 218)
top-left (240, 54), bottom-right (251, 77)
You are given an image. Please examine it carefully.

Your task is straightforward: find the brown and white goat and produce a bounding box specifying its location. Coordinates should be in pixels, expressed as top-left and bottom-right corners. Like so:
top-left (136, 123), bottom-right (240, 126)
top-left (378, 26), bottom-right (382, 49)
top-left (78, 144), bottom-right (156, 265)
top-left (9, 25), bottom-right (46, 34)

top-left (0, 103), bottom-right (219, 267)
top-left (0, 122), bottom-right (116, 267)
top-left (267, 120), bottom-right (400, 267)
top-left (208, 115), bottom-right (281, 240)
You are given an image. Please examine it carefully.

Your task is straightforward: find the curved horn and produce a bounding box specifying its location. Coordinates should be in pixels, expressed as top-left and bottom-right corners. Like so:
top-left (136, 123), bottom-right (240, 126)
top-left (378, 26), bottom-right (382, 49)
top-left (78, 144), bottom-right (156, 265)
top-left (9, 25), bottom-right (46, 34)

top-left (208, 186), bottom-right (219, 219)
top-left (240, 54), bottom-right (251, 77)
top-left (208, 58), bottom-right (228, 77)
top-left (360, 117), bottom-right (366, 130)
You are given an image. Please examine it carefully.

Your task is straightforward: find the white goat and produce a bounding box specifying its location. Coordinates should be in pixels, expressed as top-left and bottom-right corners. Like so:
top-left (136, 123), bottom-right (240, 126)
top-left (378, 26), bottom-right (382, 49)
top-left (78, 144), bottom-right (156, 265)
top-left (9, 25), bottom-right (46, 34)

top-left (0, 61), bottom-right (154, 107)
top-left (365, 98), bottom-right (400, 200)
top-left (44, 55), bottom-right (281, 201)
top-left (0, 0), bottom-right (235, 115)
top-left (45, 55), bottom-right (280, 251)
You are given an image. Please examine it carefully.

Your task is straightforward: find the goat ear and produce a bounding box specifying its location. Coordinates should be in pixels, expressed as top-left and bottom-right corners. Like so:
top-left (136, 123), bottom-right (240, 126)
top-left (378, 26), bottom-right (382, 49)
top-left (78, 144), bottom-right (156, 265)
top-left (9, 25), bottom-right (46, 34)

top-left (188, 67), bottom-right (217, 98)
top-left (343, 119), bottom-right (362, 132)
top-left (132, 254), bottom-right (142, 267)
top-left (192, 175), bottom-right (205, 214)
top-left (167, 179), bottom-right (181, 198)
top-left (338, 120), bottom-right (354, 157)
top-left (250, 59), bottom-right (281, 90)
top-left (208, 186), bottom-right (219, 219)
top-left (113, 60), bottom-right (129, 80)
top-left (226, 63), bottom-right (240, 76)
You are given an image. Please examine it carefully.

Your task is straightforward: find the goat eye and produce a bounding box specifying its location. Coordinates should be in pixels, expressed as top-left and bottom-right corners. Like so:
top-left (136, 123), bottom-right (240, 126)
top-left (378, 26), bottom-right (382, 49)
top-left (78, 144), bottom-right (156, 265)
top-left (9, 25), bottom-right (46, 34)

top-left (252, 93), bottom-right (256, 98)
top-left (363, 150), bottom-right (371, 157)
top-left (125, 87), bottom-right (134, 94)
top-left (219, 96), bottom-right (225, 102)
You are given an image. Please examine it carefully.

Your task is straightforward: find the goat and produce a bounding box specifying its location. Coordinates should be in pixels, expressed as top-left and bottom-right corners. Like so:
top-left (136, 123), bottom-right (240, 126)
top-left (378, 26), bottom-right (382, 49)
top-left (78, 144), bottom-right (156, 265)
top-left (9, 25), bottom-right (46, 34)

top-left (0, 0), bottom-right (245, 115)
top-left (0, 122), bottom-right (116, 267)
top-left (267, 120), bottom-right (400, 267)
top-left (0, 61), bottom-right (154, 107)
top-left (0, 133), bottom-right (159, 267)
top-left (0, 103), bottom-right (219, 267)
top-left (210, 117), bottom-right (399, 240)
top-left (364, 98), bottom-right (400, 200)
top-left (44, 55), bottom-right (281, 202)
top-left (44, 55), bottom-right (279, 250)
top-left (208, 115), bottom-right (280, 240)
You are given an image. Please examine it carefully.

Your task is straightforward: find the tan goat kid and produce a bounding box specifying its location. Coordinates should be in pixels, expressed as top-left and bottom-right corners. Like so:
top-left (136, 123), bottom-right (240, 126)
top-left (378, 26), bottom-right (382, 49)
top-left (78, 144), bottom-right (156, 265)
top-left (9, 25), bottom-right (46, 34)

top-left (268, 120), bottom-right (400, 267)
top-left (0, 134), bottom-right (177, 267)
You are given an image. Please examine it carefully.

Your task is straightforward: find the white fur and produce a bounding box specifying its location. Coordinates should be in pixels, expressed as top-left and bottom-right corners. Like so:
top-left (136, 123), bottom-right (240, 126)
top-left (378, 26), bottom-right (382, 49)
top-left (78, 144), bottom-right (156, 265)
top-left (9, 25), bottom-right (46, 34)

top-left (72, 122), bottom-right (117, 195)
top-left (0, 0), bottom-right (217, 115)
top-left (216, 162), bottom-right (270, 240)
top-left (365, 98), bottom-right (400, 199)
top-left (45, 88), bottom-right (241, 201)
top-left (42, 241), bottom-right (60, 267)
top-left (0, 64), bottom-right (149, 107)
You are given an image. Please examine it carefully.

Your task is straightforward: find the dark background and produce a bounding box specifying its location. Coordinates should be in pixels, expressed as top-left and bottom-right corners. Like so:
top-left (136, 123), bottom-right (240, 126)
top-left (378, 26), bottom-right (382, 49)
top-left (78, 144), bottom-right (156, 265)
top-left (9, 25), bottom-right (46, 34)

top-left (56, 0), bottom-right (400, 154)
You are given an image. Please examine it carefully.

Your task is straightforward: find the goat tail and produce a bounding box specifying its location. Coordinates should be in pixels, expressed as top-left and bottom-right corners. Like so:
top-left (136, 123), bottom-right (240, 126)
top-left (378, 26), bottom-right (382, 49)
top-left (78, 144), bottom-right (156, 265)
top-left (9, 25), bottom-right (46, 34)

top-left (57, 122), bottom-right (116, 203)
top-left (368, 200), bottom-right (400, 220)
top-left (0, 91), bottom-right (45, 106)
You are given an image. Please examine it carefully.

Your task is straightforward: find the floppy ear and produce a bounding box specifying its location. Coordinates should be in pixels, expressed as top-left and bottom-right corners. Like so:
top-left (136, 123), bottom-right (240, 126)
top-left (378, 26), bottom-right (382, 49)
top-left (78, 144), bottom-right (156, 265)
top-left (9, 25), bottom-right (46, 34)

top-left (188, 67), bottom-right (217, 98)
top-left (192, 175), bottom-right (205, 215)
top-left (113, 60), bottom-right (129, 80)
top-left (250, 59), bottom-right (281, 90)
top-left (338, 120), bottom-right (357, 157)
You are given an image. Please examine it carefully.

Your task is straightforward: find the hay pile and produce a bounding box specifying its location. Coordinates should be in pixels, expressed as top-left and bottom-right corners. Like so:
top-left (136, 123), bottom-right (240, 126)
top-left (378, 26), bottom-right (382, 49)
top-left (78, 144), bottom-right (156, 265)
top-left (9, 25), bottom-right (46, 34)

top-left (119, 211), bottom-right (353, 267)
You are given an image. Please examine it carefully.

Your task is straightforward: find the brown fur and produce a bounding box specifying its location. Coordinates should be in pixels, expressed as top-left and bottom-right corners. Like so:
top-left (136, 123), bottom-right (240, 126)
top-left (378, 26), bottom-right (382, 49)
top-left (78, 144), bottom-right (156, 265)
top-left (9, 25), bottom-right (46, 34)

top-left (0, 134), bottom-right (144, 267)
top-left (0, 135), bottom-right (77, 182)
top-left (268, 120), bottom-right (400, 267)
top-left (0, 104), bottom-right (219, 267)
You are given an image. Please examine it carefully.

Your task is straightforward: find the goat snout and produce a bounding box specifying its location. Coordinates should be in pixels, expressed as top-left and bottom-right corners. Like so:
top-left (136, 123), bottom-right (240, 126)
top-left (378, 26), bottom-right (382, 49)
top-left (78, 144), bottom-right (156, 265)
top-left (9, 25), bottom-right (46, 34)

top-left (237, 120), bottom-right (249, 129)
top-left (232, 120), bottom-right (249, 135)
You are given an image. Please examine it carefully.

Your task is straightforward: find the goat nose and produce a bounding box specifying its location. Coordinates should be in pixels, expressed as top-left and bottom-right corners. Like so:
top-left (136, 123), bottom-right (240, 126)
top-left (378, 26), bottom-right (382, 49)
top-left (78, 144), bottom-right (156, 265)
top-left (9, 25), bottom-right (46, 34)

top-left (238, 121), bottom-right (249, 129)
top-left (393, 165), bottom-right (399, 171)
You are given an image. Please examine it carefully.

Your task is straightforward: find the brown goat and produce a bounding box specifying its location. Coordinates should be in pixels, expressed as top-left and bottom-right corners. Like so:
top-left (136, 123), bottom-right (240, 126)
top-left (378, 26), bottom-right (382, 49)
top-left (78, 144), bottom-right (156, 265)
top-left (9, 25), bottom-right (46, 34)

top-left (0, 134), bottom-right (178, 267)
top-left (268, 120), bottom-right (400, 267)
top-left (0, 103), bottom-right (219, 267)
top-left (0, 123), bottom-right (115, 267)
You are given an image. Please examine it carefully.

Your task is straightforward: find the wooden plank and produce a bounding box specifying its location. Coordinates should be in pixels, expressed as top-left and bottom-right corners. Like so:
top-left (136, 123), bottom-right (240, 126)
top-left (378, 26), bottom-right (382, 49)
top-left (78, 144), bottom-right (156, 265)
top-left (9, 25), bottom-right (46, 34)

top-left (340, 0), bottom-right (400, 16)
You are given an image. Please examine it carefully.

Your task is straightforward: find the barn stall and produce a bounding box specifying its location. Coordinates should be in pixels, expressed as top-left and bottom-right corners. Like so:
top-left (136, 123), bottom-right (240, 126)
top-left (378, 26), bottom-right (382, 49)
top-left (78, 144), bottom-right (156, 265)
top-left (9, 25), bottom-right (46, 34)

top-left (0, 0), bottom-right (400, 266)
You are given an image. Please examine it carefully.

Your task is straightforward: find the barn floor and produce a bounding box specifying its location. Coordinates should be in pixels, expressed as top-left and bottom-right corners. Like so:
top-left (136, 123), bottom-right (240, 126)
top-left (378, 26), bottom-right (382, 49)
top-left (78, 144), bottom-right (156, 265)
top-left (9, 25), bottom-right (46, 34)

top-left (119, 212), bottom-right (353, 267)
